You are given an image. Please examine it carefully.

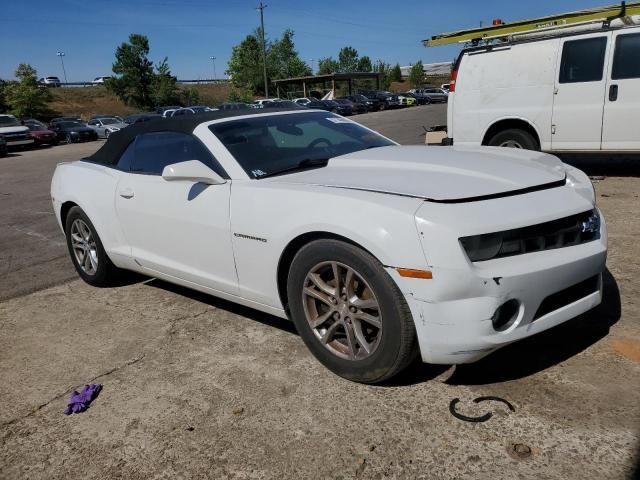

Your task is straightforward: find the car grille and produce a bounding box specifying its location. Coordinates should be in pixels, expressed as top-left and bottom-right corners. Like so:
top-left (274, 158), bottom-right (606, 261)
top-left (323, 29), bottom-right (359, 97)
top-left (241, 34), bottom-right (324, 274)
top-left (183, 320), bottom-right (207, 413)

top-left (533, 274), bottom-right (600, 320)
top-left (460, 209), bottom-right (600, 261)
top-left (3, 132), bottom-right (30, 142)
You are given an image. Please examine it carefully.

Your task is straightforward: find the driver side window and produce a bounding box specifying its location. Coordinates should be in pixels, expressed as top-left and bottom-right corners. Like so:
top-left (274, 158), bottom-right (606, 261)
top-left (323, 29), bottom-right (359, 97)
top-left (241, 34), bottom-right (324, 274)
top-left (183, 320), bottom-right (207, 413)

top-left (117, 132), bottom-right (227, 177)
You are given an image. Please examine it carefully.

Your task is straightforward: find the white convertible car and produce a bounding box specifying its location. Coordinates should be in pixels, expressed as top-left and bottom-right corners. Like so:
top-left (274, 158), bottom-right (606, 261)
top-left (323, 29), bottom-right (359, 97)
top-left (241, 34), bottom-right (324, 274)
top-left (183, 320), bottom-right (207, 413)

top-left (51, 108), bottom-right (607, 383)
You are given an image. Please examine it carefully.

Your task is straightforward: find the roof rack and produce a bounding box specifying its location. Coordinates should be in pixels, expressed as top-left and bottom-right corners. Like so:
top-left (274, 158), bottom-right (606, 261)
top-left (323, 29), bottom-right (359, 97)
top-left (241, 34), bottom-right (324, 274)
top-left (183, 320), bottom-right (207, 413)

top-left (424, 1), bottom-right (640, 47)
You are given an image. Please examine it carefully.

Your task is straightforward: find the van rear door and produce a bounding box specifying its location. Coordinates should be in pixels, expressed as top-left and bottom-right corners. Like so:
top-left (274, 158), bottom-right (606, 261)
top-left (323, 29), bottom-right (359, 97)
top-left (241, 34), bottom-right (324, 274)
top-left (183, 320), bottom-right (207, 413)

top-left (601, 30), bottom-right (640, 151)
top-left (551, 33), bottom-right (611, 151)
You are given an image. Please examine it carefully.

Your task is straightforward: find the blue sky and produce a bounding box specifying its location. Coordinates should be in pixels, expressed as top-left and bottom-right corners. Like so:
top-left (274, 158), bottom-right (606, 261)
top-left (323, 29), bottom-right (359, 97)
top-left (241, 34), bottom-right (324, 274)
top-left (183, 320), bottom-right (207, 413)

top-left (1, 0), bottom-right (612, 81)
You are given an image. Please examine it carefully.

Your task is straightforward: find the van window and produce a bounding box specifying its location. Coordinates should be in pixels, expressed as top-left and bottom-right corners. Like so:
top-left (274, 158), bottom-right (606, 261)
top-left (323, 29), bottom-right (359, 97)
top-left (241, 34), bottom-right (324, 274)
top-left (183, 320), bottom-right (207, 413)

top-left (612, 33), bottom-right (640, 80)
top-left (559, 37), bottom-right (607, 83)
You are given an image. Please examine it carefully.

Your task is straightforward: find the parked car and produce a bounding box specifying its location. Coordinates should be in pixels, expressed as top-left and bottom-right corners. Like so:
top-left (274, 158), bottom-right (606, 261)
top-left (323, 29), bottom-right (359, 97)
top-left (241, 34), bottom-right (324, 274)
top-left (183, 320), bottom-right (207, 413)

top-left (87, 117), bottom-right (128, 138)
top-left (39, 77), bottom-right (62, 87)
top-left (253, 98), bottom-right (280, 108)
top-left (396, 94), bottom-right (416, 107)
top-left (359, 90), bottom-right (400, 110)
top-left (0, 135), bottom-right (7, 157)
top-left (124, 113), bottom-right (162, 125)
top-left (263, 100), bottom-right (301, 109)
top-left (293, 97), bottom-right (312, 106)
top-left (50, 116), bottom-right (82, 126)
top-left (0, 114), bottom-right (34, 149)
top-left (339, 94), bottom-right (379, 112)
top-left (218, 103), bottom-right (251, 111)
top-left (26, 123), bottom-right (59, 146)
top-left (440, 83), bottom-right (450, 92)
top-left (155, 106), bottom-right (181, 117)
top-left (301, 99), bottom-right (330, 111)
top-left (89, 114), bottom-right (124, 123)
top-left (410, 88), bottom-right (448, 103)
top-left (51, 109), bottom-right (606, 384)
top-left (49, 121), bottom-right (98, 143)
top-left (401, 92), bottom-right (430, 105)
top-left (171, 106), bottom-right (213, 117)
top-left (446, 22), bottom-right (640, 152)
top-left (23, 119), bottom-right (49, 128)
top-left (334, 98), bottom-right (366, 114)
top-left (321, 99), bottom-right (352, 115)
top-left (92, 76), bottom-right (112, 84)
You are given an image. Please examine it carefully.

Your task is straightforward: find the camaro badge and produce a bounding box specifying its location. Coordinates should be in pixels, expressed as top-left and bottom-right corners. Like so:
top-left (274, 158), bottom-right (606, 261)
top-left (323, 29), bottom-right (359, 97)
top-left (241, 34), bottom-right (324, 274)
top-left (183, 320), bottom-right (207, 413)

top-left (234, 233), bottom-right (267, 243)
top-left (581, 213), bottom-right (600, 234)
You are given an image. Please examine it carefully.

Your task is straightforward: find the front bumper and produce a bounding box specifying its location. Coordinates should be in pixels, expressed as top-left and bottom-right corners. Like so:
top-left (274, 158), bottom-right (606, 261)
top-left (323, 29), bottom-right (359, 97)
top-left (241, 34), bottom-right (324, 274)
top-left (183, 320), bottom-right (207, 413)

top-left (392, 186), bottom-right (607, 364)
top-left (7, 138), bottom-right (34, 147)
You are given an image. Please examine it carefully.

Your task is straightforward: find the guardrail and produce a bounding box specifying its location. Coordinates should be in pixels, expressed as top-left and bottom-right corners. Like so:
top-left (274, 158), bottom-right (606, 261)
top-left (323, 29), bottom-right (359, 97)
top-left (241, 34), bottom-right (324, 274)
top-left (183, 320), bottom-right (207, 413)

top-left (55, 79), bottom-right (229, 88)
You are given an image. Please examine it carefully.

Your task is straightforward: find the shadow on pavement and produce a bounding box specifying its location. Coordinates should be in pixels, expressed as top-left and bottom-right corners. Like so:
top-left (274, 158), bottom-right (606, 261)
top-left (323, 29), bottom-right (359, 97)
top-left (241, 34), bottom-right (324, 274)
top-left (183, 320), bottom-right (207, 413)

top-left (559, 153), bottom-right (640, 177)
top-left (145, 278), bottom-right (298, 335)
top-left (446, 269), bottom-right (620, 385)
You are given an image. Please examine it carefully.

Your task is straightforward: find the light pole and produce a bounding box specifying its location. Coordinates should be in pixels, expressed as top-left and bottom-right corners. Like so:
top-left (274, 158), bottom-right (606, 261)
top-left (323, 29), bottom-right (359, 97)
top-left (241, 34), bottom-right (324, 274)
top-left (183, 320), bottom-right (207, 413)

top-left (310, 58), bottom-right (315, 74)
top-left (257, 1), bottom-right (268, 97)
top-left (57, 51), bottom-right (68, 85)
top-left (209, 56), bottom-right (217, 80)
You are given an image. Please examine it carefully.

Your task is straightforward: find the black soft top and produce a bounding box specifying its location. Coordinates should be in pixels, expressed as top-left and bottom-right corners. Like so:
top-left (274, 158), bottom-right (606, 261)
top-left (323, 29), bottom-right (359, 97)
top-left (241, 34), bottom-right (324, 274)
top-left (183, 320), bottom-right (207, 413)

top-left (85, 107), bottom-right (307, 165)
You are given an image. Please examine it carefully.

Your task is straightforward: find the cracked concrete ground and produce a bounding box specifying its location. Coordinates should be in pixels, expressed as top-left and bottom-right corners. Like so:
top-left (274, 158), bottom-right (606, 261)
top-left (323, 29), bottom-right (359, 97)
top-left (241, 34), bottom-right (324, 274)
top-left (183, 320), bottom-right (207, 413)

top-left (1, 106), bottom-right (639, 479)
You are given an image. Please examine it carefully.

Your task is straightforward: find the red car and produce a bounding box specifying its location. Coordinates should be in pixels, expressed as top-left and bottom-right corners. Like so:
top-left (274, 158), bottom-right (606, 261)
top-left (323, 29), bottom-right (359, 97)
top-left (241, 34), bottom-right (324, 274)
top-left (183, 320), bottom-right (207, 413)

top-left (26, 124), bottom-right (59, 146)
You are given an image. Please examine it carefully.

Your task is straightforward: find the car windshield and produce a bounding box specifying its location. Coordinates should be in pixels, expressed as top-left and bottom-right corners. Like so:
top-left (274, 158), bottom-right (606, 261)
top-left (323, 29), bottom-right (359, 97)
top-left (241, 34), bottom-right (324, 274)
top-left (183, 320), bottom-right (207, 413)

top-left (100, 118), bottom-right (119, 125)
top-left (0, 116), bottom-right (20, 127)
top-left (27, 125), bottom-right (46, 131)
top-left (209, 111), bottom-right (394, 179)
top-left (60, 121), bottom-right (84, 128)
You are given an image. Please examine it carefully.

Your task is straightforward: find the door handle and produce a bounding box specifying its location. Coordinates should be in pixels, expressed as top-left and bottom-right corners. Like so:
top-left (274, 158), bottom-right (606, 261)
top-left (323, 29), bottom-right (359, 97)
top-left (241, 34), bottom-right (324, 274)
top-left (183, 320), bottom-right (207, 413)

top-left (609, 84), bottom-right (618, 102)
top-left (119, 188), bottom-right (135, 199)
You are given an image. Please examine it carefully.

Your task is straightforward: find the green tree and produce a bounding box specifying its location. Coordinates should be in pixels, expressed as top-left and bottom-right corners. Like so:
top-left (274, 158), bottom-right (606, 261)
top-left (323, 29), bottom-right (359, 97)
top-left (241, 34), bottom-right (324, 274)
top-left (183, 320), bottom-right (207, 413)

top-left (107, 34), bottom-right (155, 109)
top-left (389, 63), bottom-right (402, 83)
top-left (373, 60), bottom-right (392, 89)
top-left (151, 57), bottom-right (179, 107)
top-left (317, 57), bottom-right (339, 75)
top-left (356, 55), bottom-right (373, 72)
top-left (227, 29), bottom-right (265, 94)
top-left (5, 64), bottom-right (52, 118)
top-left (181, 86), bottom-right (200, 105)
top-left (270, 30), bottom-right (311, 79)
top-left (338, 46), bottom-right (359, 73)
top-left (408, 61), bottom-right (425, 87)
top-left (228, 87), bottom-right (254, 103)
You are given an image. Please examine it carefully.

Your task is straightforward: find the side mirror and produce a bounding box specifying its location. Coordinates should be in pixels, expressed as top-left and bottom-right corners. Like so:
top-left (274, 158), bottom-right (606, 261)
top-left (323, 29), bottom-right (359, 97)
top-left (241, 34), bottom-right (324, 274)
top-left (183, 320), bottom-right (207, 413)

top-left (162, 160), bottom-right (226, 185)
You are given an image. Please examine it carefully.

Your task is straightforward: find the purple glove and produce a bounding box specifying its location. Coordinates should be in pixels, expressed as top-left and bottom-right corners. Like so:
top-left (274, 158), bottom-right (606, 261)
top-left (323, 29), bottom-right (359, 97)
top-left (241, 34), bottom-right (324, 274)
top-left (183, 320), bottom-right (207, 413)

top-left (64, 384), bottom-right (102, 415)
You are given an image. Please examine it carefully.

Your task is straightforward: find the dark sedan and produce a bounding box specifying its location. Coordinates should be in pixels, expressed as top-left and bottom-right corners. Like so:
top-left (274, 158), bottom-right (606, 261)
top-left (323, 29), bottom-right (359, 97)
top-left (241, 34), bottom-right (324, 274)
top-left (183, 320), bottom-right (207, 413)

top-left (334, 98), bottom-right (366, 114)
top-left (0, 136), bottom-right (7, 158)
top-left (50, 121), bottom-right (98, 143)
top-left (339, 94), bottom-right (379, 112)
top-left (26, 124), bottom-right (59, 146)
top-left (124, 113), bottom-right (162, 125)
top-left (321, 99), bottom-right (352, 116)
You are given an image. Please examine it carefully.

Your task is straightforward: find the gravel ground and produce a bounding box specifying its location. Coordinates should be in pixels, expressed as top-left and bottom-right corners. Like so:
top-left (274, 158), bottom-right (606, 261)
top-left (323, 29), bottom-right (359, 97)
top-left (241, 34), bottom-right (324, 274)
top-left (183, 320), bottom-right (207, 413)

top-left (0, 106), bottom-right (638, 479)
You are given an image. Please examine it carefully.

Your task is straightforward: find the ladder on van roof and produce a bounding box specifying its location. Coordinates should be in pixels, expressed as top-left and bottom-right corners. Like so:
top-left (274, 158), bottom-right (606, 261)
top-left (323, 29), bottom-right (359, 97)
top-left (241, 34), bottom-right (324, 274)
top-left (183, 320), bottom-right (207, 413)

top-left (424, 1), bottom-right (640, 47)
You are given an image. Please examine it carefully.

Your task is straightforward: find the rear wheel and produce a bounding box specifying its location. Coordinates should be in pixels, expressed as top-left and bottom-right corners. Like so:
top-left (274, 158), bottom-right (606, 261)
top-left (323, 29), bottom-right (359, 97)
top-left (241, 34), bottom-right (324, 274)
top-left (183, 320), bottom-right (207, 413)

top-left (488, 128), bottom-right (539, 150)
top-left (64, 206), bottom-right (122, 286)
top-left (287, 239), bottom-right (418, 384)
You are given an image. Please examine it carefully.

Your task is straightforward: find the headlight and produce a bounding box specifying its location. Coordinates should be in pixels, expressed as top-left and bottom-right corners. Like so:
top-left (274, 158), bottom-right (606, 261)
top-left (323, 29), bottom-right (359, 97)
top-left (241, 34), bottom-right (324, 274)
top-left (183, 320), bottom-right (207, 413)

top-left (459, 234), bottom-right (503, 262)
top-left (107, 127), bottom-right (120, 132)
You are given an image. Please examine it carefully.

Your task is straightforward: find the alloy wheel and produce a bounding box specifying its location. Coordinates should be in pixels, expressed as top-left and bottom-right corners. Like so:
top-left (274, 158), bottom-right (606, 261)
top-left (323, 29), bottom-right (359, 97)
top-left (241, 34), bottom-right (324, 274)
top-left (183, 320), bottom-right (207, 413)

top-left (70, 219), bottom-right (99, 275)
top-left (499, 140), bottom-right (523, 148)
top-left (302, 261), bottom-right (382, 360)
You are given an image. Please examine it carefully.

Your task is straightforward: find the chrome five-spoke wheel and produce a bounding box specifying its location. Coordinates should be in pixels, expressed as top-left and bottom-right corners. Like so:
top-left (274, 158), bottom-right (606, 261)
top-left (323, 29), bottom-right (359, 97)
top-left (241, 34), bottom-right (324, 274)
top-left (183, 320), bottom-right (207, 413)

top-left (70, 218), bottom-right (99, 276)
top-left (302, 261), bottom-right (382, 360)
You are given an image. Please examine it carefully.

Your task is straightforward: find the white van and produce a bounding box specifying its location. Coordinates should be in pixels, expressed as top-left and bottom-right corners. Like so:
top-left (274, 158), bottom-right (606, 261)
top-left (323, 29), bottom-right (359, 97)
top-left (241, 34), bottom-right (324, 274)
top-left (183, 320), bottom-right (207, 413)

top-left (446, 22), bottom-right (640, 152)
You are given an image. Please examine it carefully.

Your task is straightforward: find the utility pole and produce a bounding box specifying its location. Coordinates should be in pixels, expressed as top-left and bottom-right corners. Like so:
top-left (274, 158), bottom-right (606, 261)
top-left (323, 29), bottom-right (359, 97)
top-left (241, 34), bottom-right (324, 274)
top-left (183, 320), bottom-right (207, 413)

top-left (257, 1), bottom-right (269, 97)
top-left (310, 58), bottom-right (315, 74)
top-left (209, 56), bottom-right (217, 80)
top-left (57, 51), bottom-right (68, 85)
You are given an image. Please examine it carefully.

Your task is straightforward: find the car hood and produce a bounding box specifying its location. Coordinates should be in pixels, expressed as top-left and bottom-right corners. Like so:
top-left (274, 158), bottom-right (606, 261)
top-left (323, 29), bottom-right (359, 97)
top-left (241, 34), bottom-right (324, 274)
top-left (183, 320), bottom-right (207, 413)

top-left (0, 126), bottom-right (29, 134)
top-left (265, 145), bottom-right (567, 202)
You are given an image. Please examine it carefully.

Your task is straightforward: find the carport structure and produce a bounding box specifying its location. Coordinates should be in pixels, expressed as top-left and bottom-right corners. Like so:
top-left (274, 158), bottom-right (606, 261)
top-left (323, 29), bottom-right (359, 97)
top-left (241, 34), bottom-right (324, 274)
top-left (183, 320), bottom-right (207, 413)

top-left (273, 72), bottom-right (383, 98)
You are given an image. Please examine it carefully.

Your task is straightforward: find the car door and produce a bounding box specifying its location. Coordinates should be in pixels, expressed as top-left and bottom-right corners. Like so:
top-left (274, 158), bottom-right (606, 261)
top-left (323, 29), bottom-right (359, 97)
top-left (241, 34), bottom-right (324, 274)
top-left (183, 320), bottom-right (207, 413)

top-left (601, 29), bottom-right (640, 151)
top-left (114, 131), bottom-right (239, 294)
top-left (551, 33), bottom-right (611, 151)
top-left (87, 120), bottom-right (103, 137)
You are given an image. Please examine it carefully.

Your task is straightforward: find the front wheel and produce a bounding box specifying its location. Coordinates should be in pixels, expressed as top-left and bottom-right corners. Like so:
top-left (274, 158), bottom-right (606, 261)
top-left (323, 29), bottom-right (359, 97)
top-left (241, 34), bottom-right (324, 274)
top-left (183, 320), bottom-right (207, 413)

top-left (64, 206), bottom-right (122, 286)
top-left (287, 239), bottom-right (419, 384)
top-left (488, 128), bottom-right (539, 150)
top-left (66, 133), bottom-right (73, 144)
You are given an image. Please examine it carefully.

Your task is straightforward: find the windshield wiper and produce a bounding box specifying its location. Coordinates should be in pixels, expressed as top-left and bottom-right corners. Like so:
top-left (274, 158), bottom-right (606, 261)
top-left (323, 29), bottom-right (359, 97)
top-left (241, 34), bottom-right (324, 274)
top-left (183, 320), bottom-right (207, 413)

top-left (257, 158), bottom-right (330, 179)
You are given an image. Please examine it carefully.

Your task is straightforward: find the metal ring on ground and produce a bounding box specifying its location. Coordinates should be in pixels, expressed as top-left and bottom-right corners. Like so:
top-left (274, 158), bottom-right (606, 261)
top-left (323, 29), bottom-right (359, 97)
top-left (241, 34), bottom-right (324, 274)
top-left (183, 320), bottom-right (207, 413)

top-left (449, 398), bottom-right (493, 423)
top-left (473, 396), bottom-right (516, 412)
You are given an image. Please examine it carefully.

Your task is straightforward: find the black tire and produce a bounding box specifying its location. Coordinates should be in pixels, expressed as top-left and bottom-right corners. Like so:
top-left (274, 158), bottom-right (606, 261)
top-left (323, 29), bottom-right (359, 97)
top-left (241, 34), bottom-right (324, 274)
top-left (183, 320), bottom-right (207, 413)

top-left (64, 206), bottom-right (122, 287)
top-left (287, 239), bottom-right (419, 384)
top-left (488, 128), bottom-right (539, 151)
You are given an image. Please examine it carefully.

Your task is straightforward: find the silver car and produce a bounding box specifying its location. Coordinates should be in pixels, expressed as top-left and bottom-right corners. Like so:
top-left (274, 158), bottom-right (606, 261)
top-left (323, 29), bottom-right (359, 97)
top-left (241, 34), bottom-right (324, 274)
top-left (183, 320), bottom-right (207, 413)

top-left (87, 117), bottom-right (128, 138)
